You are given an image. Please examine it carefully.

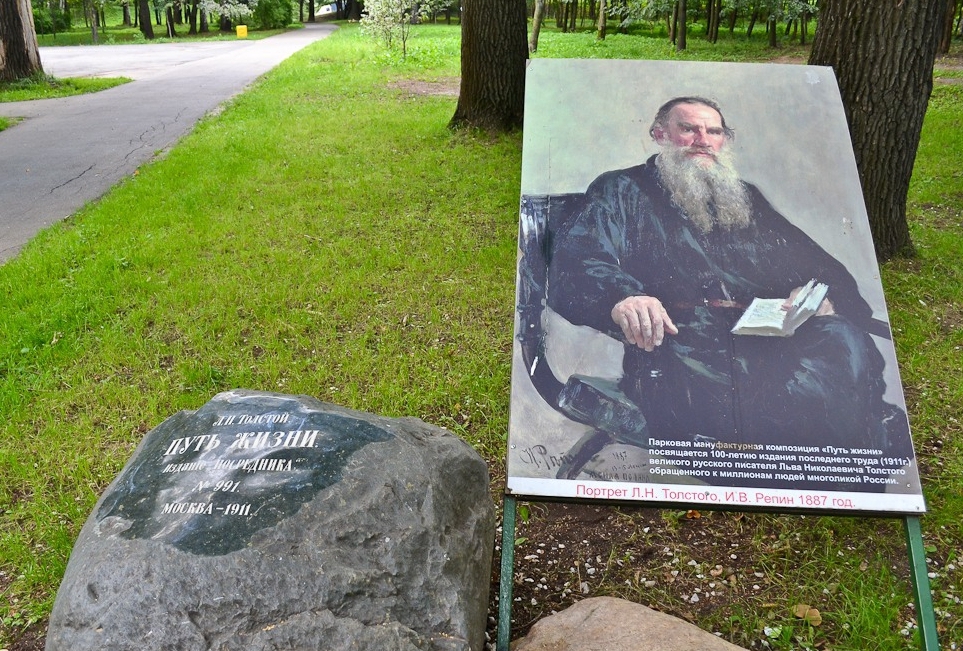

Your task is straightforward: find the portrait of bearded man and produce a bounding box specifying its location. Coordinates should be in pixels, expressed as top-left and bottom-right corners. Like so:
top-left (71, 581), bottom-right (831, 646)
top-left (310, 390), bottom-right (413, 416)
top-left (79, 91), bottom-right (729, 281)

top-left (543, 95), bottom-right (913, 482)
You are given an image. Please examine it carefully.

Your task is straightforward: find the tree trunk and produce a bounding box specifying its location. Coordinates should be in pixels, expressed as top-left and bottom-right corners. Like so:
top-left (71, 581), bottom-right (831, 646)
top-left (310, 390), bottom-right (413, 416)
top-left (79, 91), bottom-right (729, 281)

top-left (809, 0), bottom-right (944, 260)
top-left (746, 10), bottom-right (757, 38)
top-left (568, 0), bottom-right (576, 32)
top-left (449, 0), bottom-right (527, 132)
top-left (138, 0), bottom-right (154, 38)
top-left (89, 2), bottom-right (99, 42)
top-left (595, 0), bottom-right (605, 40)
top-left (200, 8), bottom-right (208, 31)
top-left (767, 14), bottom-right (776, 47)
top-left (123, 1), bottom-right (132, 26)
top-left (0, 0), bottom-right (43, 81)
top-left (165, 6), bottom-right (177, 36)
top-left (346, 0), bottom-right (361, 21)
top-left (939, 0), bottom-right (956, 53)
top-left (187, 0), bottom-right (197, 34)
top-left (676, 0), bottom-right (686, 51)
top-left (529, 0), bottom-right (545, 52)
top-left (706, 0), bottom-right (719, 43)
top-left (309, 0), bottom-right (316, 21)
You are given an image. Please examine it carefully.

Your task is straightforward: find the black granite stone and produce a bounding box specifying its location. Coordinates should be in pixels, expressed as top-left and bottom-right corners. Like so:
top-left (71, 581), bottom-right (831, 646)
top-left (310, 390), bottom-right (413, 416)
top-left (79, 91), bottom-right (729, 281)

top-left (96, 393), bottom-right (393, 555)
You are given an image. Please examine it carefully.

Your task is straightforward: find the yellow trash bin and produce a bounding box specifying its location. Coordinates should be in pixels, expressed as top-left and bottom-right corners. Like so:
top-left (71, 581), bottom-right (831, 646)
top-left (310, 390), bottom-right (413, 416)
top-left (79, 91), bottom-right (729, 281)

top-left (236, 25), bottom-right (248, 38)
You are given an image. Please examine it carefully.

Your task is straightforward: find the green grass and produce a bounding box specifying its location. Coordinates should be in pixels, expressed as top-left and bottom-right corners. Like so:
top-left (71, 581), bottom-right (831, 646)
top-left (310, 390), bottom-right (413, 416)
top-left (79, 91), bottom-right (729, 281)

top-left (1, 21), bottom-right (961, 651)
top-left (0, 73), bottom-right (129, 103)
top-left (36, 23), bottom-right (288, 46)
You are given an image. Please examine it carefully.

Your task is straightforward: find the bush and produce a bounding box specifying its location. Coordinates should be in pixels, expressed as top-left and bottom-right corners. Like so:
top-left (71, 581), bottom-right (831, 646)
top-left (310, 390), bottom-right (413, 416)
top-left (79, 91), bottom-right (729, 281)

top-left (250, 0), bottom-right (294, 29)
top-left (32, 3), bottom-right (71, 34)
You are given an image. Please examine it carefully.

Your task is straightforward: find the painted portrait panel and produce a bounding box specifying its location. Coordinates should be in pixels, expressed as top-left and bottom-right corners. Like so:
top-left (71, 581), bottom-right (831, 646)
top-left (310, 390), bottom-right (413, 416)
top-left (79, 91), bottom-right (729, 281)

top-left (507, 60), bottom-right (925, 514)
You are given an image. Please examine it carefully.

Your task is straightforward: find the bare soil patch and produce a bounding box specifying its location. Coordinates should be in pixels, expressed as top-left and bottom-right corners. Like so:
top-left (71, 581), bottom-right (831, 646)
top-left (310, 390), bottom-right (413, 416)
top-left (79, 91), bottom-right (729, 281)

top-left (389, 77), bottom-right (460, 98)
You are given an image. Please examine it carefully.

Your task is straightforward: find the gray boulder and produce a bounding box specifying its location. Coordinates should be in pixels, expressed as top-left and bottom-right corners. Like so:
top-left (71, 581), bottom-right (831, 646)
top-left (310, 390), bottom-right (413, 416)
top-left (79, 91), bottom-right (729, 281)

top-left (46, 390), bottom-right (495, 651)
top-left (511, 596), bottom-right (748, 651)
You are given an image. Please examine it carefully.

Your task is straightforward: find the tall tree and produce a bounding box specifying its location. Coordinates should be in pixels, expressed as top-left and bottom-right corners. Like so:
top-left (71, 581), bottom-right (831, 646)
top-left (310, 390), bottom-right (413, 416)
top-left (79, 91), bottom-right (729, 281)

top-left (449, 0), bottom-right (527, 131)
top-left (0, 0), bottom-right (43, 81)
top-left (529, 0), bottom-right (546, 52)
top-left (675, 0), bottom-right (686, 50)
top-left (596, 0), bottom-right (606, 40)
top-left (810, 0), bottom-right (944, 260)
top-left (138, 0), bottom-right (154, 37)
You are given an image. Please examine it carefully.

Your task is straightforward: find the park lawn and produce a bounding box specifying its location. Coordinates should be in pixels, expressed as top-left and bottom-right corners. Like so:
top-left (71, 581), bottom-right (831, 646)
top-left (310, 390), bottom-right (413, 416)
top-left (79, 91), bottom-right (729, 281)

top-left (36, 22), bottom-right (289, 46)
top-left (0, 75), bottom-right (129, 103)
top-left (1, 22), bottom-right (961, 651)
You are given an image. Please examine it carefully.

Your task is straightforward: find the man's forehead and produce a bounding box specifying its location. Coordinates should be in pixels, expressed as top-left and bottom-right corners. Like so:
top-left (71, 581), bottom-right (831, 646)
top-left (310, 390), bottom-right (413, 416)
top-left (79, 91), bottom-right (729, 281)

top-left (668, 103), bottom-right (724, 124)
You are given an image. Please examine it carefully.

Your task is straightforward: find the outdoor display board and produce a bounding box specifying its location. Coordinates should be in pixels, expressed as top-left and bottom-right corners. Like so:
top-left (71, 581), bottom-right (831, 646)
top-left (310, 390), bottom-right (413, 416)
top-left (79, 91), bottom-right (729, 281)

top-left (506, 59), bottom-right (925, 514)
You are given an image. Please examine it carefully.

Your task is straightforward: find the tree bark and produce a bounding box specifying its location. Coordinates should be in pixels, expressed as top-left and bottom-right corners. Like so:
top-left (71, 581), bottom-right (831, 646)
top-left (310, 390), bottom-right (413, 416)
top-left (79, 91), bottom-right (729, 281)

top-left (187, 0), bottom-right (197, 34)
top-left (809, 0), bottom-right (944, 260)
top-left (706, 0), bottom-right (719, 43)
top-left (165, 6), bottom-right (177, 36)
top-left (529, 0), bottom-right (545, 52)
top-left (0, 0), bottom-right (44, 81)
top-left (938, 0), bottom-right (956, 53)
top-left (595, 0), bottom-right (605, 40)
top-left (450, 0), bottom-right (527, 132)
top-left (138, 0), bottom-right (154, 38)
top-left (676, 0), bottom-right (686, 51)
top-left (89, 2), bottom-right (99, 42)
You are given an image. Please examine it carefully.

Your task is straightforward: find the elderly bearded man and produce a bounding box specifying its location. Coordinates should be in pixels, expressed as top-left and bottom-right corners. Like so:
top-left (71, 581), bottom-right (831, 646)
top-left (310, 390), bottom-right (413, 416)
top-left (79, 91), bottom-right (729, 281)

top-left (546, 96), bottom-right (910, 463)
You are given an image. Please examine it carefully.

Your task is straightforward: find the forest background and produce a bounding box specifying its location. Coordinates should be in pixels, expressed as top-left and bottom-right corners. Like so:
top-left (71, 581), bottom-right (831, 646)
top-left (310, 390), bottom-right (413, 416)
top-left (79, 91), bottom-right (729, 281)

top-left (1, 6), bottom-right (963, 651)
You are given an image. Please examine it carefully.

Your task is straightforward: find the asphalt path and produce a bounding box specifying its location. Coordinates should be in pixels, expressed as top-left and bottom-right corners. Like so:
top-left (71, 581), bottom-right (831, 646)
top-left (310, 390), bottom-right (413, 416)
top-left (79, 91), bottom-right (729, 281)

top-left (0, 23), bottom-right (336, 262)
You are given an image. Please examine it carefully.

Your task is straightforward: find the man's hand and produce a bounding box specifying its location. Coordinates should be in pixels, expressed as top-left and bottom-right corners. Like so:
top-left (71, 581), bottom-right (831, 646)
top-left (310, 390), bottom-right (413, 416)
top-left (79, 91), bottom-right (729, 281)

top-left (611, 296), bottom-right (679, 352)
top-left (784, 286), bottom-right (835, 316)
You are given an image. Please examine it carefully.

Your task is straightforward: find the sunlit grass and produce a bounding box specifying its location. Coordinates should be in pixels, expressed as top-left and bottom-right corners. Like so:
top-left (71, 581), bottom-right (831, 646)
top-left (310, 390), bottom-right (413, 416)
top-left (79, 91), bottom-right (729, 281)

top-left (0, 73), bottom-right (129, 102)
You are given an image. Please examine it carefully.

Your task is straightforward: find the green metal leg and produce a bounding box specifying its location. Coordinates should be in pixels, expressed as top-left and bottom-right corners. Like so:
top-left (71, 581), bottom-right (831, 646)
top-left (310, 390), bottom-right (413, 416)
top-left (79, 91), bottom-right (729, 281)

top-left (904, 516), bottom-right (940, 651)
top-left (496, 495), bottom-right (517, 651)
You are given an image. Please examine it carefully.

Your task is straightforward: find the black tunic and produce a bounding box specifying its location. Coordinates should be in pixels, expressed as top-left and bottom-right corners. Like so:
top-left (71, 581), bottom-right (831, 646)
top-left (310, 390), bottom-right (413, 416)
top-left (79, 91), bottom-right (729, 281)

top-left (547, 156), bottom-right (906, 454)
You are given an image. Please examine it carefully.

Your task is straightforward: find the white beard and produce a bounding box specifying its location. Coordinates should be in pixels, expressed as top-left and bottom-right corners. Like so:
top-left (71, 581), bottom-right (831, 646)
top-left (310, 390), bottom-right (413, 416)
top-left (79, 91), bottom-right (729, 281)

top-left (655, 144), bottom-right (753, 233)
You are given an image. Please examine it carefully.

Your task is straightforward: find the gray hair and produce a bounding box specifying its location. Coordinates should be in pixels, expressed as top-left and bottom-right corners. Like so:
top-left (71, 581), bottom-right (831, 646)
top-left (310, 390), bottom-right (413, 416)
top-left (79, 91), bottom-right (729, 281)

top-left (649, 96), bottom-right (735, 141)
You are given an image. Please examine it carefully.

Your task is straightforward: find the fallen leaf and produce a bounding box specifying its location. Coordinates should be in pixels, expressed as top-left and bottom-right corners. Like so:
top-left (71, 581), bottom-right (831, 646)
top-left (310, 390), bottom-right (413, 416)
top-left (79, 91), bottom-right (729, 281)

top-left (793, 603), bottom-right (823, 626)
top-left (686, 510), bottom-right (701, 519)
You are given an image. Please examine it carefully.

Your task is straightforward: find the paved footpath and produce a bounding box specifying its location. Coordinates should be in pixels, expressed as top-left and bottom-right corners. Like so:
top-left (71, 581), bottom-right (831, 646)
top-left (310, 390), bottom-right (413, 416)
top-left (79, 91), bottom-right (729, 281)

top-left (0, 23), bottom-right (336, 263)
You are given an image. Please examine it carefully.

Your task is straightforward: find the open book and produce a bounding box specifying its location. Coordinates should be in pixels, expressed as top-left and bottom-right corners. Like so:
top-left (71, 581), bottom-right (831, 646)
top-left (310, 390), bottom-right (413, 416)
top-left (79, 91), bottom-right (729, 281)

top-left (730, 279), bottom-right (829, 337)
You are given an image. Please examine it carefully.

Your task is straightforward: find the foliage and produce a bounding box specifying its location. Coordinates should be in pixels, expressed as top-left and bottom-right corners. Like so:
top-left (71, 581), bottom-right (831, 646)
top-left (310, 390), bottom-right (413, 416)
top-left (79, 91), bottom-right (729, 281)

top-left (31, 1), bottom-right (71, 35)
top-left (360, 0), bottom-right (421, 56)
top-left (250, 0), bottom-right (295, 28)
top-left (606, 0), bottom-right (817, 33)
top-left (200, 0), bottom-right (260, 22)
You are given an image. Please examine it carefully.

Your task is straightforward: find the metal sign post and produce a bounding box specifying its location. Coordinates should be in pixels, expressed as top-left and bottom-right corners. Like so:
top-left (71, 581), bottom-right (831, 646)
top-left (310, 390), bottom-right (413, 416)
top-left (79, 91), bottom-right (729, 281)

top-left (496, 499), bottom-right (940, 651)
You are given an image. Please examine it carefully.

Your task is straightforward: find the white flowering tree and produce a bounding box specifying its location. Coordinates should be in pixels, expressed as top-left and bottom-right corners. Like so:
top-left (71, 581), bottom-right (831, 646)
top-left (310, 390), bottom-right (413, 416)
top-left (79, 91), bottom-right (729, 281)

top-left (360, 0), bottom-right (417, 57)
top-left (200, 0), bottom-right (258, 27)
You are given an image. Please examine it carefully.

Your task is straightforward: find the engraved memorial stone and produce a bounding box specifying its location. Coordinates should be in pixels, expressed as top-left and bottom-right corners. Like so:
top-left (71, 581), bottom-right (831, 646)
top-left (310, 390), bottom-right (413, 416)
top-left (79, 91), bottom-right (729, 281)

top-left (46, 390), bottom-right (495, 651)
